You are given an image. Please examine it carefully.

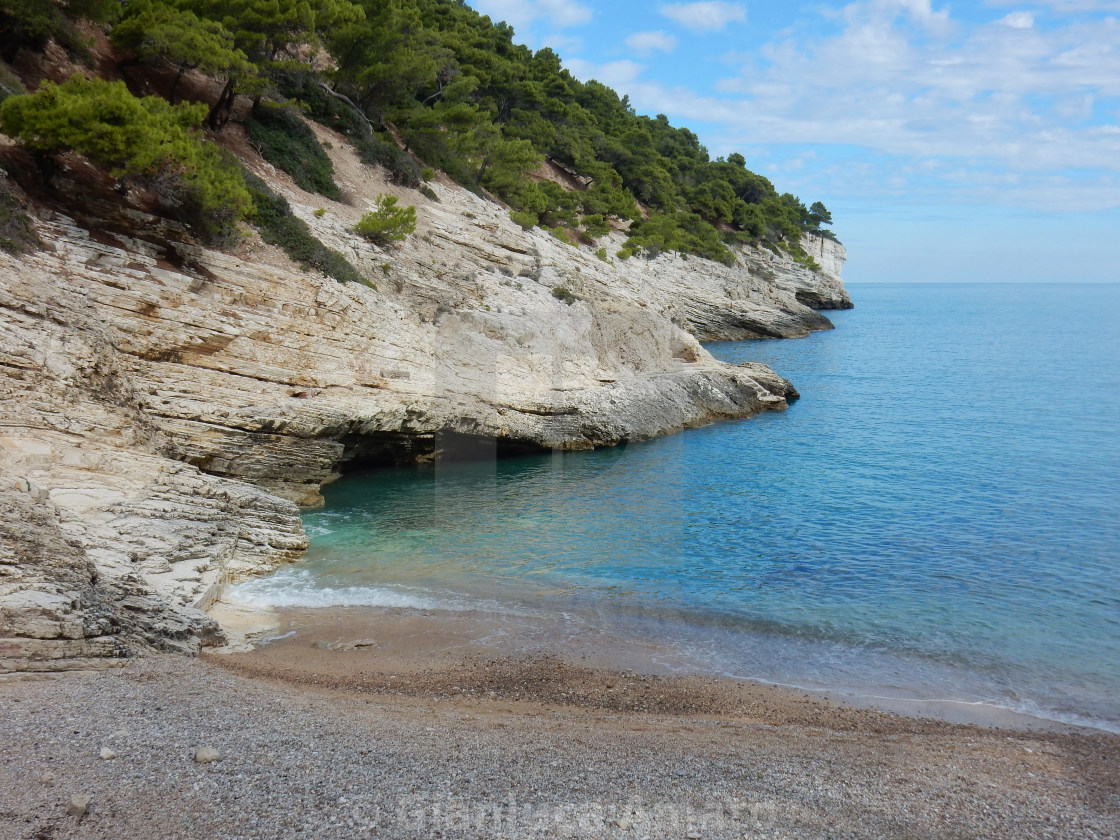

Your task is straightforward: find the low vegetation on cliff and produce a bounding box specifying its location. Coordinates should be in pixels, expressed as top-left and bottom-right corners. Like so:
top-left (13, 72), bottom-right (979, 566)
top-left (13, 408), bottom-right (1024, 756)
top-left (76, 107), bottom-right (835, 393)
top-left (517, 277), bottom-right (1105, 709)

top-left (353, 194), bottom-right (417, 246)
top-left (0, 0), bottom-right (836, 265)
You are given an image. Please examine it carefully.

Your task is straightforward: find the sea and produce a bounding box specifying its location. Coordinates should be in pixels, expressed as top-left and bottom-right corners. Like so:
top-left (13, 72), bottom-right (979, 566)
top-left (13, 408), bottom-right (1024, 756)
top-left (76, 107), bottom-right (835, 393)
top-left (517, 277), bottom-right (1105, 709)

top-left (227, 283), bottom-right (1120, 732)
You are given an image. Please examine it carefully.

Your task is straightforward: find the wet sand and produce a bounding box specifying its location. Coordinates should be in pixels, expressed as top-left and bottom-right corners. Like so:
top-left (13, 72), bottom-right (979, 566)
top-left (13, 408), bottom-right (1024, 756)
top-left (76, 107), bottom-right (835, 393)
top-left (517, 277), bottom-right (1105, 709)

top-left (216, 604), bottom-right (1107, 731)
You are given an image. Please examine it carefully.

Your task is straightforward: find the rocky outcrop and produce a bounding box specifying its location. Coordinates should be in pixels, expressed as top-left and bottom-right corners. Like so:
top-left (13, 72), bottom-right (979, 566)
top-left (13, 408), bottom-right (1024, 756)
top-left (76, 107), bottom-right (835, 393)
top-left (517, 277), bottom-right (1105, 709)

top-left (0, 478), bottom-right (220, 669)
top-left (0, 124), bottom-right (848, 670)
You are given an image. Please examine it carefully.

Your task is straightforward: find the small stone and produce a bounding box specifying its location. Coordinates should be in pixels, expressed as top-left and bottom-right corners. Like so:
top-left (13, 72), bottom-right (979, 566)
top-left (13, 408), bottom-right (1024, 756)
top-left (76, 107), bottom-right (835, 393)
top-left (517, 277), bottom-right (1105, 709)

top-left (194, 747), bottom-right (222, 763)
top-left (685, 833), bottom-right (702, 839)
top-left (99, 747), bottom-right (116, 760)
top-left (39, 773), bottom-right (55, 785)
top-left (67, 794), bottom-right (91, 818)
top-left (614, 818), bottom-right (633, 830)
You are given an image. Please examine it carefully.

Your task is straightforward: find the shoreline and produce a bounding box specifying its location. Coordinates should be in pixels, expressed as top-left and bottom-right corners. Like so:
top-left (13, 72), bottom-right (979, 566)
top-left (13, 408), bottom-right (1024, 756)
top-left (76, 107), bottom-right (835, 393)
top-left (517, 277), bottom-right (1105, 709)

top-left (2, 642), bottom-right (1117, 839)
top-left (207, 601), bottom-right (1112, 736)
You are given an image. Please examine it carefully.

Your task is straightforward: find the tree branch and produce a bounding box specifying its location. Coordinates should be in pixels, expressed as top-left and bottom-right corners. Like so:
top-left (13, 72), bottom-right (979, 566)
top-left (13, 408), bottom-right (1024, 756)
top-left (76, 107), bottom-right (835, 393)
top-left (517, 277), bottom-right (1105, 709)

top-left (316, 82), bottom-right (374, 138)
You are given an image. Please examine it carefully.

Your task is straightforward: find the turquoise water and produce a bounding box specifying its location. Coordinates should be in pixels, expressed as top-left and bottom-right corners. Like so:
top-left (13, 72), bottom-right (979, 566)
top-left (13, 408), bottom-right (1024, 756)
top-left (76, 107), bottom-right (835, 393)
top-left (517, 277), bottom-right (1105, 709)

top-left (230, 284), bottom-right (1120, 731)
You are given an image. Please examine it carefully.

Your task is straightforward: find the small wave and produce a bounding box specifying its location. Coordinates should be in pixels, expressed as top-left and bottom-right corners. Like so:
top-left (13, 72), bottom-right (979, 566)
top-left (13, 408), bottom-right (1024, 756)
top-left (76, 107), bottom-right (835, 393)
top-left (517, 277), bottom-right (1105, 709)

top-left (303, 523), bottom-right (335, 539)
top-left (225, 571), bottom-right (447, 610)
top-left (837, 691), bottom-right (1120, 735)
top-left (992, 698), bottom-right (1120, 735)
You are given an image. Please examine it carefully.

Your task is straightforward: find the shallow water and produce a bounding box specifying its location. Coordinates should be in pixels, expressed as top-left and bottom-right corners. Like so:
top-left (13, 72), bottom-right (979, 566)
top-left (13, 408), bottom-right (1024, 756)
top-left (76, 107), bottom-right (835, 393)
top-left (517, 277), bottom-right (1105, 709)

top-left (229, 283), bottom-right (1120, 731)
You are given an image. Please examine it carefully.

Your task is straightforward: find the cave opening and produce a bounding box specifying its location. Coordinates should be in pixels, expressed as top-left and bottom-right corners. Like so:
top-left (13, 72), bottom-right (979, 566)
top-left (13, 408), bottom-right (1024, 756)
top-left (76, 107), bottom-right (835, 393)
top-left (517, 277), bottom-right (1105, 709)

top-left (335, 430), bottom-right (553, 476)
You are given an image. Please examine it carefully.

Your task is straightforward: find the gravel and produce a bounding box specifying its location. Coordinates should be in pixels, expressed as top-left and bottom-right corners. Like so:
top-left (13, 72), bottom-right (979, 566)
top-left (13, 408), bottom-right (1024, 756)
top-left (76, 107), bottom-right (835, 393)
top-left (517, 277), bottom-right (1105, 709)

top-left (0, 655), bottom-right (1116, 840)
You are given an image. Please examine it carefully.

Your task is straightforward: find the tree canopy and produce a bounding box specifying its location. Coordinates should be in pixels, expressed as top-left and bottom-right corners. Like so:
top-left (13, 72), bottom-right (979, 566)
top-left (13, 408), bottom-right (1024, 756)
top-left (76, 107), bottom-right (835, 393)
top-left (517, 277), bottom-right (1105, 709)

top-left (110, 1), bottom-right (250, 104)
top-left (0, 0), bottom-right (836, 263)
top-left (0, 75), bottom-right (251, 241)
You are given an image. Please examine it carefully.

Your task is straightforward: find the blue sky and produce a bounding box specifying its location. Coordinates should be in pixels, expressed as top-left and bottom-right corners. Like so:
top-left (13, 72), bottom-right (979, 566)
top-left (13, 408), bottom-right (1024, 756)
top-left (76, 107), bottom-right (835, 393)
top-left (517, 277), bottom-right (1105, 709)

top-left (464, 0), bottom-right (1120, 282)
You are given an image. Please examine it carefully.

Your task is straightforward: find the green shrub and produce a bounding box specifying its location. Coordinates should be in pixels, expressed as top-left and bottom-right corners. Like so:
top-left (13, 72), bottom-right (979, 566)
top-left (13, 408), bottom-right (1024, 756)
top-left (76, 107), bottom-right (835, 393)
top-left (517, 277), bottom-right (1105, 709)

top-left (535, 181), bottom-right (580, 228)
top-left (354, 194), bottom-right (416, 246)
top-left (546, 226), bottom-right (575, 246)
top-left (272, 69), bottom-right (366, 136)
top-left (795, 252), bottom-right (821, 271)
top-left (622, 211), bottom-right (734, 265)
top-left (245, 105), bottom-right (341, 201)
top-left (0, 76), bottom-right (251, 244)
top-left (581, 213), bottom-right (610, 239)
top-left (243, 171), bottom-right (365, 285)
top-left (419, 184), bottom-right (438, 201)
top-left (109, 3), bottom-right (249, 105)
top-left (594, 247), bottom-right (609, 263)
top-left (174, 147), bottom-right (254, 246)
top-left (353, 132), bottom-right (421, 188)
top-left (0, 0), bottom-right (110, 63)
top-left (421, 167), bottom-right (435, 181)
top-left (551, 286), bottom-right (577, 305)
top-left (508, 209), bottom-right (537, 230)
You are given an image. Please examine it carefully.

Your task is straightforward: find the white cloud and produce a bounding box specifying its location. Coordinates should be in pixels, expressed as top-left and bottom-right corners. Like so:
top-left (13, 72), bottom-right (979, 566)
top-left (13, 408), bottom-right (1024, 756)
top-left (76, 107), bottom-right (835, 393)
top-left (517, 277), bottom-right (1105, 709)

top-left (561, 56), bottom-right (596, 81)
top-left (999, 11), bottom-right (1035, 28)
top-left (625, 30), bottom-right (679, 55)
top-left (472, 0), bottom-right (532, 32)
top-left (569, 0), bottom-right (1120, 212)
top-left (659, 2), bottom-right (747, 33)
top-left (709, 1), bottom-right (1120, 173)
top-left (832, 0), bottom-right (953, 34)
top-left (540, 33), bottom-right (584, 55)
top-left (538, 0), bottom-right (592, 27)
top-left (470, 0), bottom-right (591, 37)
top-left (585, 60), bottom-right (648, 90)
top-left (986, 0), bottom-right (1120, 11)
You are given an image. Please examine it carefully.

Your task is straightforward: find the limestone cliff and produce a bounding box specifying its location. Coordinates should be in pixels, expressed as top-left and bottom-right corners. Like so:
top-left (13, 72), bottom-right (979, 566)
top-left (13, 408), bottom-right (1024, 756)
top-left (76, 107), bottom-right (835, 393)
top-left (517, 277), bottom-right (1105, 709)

top-left (0, 122), bottom-right (849, 670)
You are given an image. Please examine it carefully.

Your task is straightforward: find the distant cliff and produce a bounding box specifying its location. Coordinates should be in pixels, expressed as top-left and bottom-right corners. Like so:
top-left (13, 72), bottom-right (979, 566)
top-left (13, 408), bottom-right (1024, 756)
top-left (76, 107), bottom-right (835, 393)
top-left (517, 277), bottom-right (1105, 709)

top-left (0, 119), bottom-right (849, 671)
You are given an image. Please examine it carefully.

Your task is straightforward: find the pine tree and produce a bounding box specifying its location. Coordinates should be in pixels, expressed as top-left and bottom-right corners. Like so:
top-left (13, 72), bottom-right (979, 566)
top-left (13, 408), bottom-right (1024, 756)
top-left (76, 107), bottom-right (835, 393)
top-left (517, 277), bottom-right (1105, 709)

top-left (111, 1), bottom-right (251, 104)
top-left (0, 76), bottom-right (252, 241)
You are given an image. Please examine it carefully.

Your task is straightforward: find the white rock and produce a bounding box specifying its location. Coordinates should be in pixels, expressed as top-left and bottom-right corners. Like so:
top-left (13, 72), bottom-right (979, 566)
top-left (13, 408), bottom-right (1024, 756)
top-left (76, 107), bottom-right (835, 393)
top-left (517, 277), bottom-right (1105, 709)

top-left (193, 747), bottom-right (222, 763)
top-left (99, 747), bottom-right (116, 760)
top-left (67, 794), bottom-right (91, 818)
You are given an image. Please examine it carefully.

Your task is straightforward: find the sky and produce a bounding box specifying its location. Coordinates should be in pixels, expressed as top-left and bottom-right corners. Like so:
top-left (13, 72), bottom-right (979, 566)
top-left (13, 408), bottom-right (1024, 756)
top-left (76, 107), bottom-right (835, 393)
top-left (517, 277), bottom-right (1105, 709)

top-left (464, 0), bottom-right (1120, 283)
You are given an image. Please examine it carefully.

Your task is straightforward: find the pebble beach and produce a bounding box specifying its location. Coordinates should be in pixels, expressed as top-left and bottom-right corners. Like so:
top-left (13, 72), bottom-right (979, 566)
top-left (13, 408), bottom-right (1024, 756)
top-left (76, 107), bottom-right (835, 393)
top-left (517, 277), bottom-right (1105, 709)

top-left (2, 609), bottom-right (1117, 840)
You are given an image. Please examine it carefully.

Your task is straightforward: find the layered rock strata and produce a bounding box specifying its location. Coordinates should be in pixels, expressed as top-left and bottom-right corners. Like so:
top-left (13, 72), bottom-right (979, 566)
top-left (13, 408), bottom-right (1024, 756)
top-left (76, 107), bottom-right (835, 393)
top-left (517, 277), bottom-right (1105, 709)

top-left (0, 125), bottom-right (848, 670)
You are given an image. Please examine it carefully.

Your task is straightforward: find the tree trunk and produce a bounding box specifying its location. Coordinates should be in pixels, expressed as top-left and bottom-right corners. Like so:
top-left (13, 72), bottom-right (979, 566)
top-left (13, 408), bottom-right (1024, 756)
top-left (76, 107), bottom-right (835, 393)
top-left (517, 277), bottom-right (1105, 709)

top-left (168, 66), bottom-right (187, 105)
top-left (207, 79), bottom-right (235, 130)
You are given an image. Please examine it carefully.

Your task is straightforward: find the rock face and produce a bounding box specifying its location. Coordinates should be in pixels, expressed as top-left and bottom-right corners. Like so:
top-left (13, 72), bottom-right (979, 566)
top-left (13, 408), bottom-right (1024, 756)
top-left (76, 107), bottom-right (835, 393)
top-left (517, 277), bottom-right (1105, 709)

top-left (0, 126), bottom-right (849, 670)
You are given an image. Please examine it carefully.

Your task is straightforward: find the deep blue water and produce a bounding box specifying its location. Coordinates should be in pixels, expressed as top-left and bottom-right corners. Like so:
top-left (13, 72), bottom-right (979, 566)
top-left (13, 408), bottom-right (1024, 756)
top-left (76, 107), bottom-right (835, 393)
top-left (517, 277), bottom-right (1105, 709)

top-left (230, 284), bottom-right (1120, 730)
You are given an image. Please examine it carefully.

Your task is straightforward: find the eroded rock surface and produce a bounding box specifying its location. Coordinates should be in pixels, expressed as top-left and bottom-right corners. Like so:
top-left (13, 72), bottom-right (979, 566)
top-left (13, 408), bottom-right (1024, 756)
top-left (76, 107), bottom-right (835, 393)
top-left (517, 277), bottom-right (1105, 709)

top-left (0, 129), bottom-right (848, 669)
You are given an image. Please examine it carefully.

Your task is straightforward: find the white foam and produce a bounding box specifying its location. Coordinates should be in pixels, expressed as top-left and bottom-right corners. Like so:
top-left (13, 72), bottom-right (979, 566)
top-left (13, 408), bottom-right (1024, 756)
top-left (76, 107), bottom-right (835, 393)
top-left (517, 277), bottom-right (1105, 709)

top-left (225, 570), bottom-right (447, 610)
top-left (991, 697), bottom-right (1120, 735)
